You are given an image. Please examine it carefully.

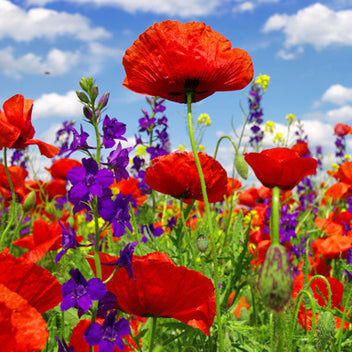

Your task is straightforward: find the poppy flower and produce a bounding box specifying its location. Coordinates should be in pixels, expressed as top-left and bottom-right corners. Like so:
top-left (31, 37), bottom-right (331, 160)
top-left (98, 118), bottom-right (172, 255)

top-left (335, 123), bottom-right (352, 137)
top-left (46, 158), bottom-right (82, 180)
top-left (244, 148), bottom-right (318, 190)
top-left (111, 177), bottom-right (147, 206)
top-left (87, 251), bottom-right (216, 335)
top-left (0, 249), bottom-right (62, 350)
top-left (123, 20), bottom-right (254, 103)
top-left (0, 94), bottom-right (59, 158)
top-left (225, 177), bottom-right (242, 197)
top-left (312, 235), bottom-right (352, 260)
top-left (291, 141), bottom-right (309, 157)
top-left (0, 164), bottom-right (28, 200)
top-left (145, 151), bottom-right (227, 203)
top-left (13, 219), bottom-right (62, 263)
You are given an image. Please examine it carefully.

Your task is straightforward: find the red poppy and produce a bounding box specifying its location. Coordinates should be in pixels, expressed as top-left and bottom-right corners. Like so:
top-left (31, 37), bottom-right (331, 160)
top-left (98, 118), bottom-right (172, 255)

top-left (0, 164), bottom-right (28, 200)
top-left (315, 209), bottom-right (352, 237)
top-left (13, 219), bottom-right (62, 262)
top-left (312, 235), bottom-right (352, 260)
top-left (0, 94), bottom-right (59, 158)
top-left (0, 249), bottom-right (62, 350)
top-left (335, 123), bottom-right (352, 137)
top-left (225, 177), bottom-right (242, 197)
top-left (123, 21), bottom-right (254, 103)
top-left (45, 158), bottom-right (82, 180)
top-left (244, 148), bottom-right (318, 190)
top-left (145, 151), bottom-right (227, 203)
top-left (111, 177), bottom-right (147, 206)
top-left (292, 274), bottom-right (349, 330)
top-left (87, 252), bottom-right (216, 335)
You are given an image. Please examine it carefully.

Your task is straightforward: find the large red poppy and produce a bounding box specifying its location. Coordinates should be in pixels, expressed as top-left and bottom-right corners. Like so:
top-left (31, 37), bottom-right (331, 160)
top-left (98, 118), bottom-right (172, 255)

top-left (145, 151), bottom-right (227, 203)
top-left (87, 252), bottom-right (216, 335)
top-left (244, 148), bottom-right (318, 190)
top-left (123, 21), bottom-right (254, 103)
top-left (0, 94), bottom-right (59, 158)
top-left (0, 249), bottom-right (62, 350)
top-left (335, 123), bottom-right (352, 137)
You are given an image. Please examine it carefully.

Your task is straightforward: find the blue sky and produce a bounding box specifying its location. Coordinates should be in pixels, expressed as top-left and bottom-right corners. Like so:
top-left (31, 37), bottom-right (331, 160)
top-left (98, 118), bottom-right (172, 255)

top-left (1, 0), bottom-right (352, 175)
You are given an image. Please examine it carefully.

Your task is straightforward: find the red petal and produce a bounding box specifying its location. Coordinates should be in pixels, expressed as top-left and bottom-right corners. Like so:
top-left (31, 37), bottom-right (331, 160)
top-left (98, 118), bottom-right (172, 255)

top-left (23, 139), bottom-right (60, 158)
top-left (0, 249), bottom-right (62, 313)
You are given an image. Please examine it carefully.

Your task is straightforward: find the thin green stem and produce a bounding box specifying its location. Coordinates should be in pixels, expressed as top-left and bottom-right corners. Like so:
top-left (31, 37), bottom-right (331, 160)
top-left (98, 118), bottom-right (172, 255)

top-left (270, 187), bottom-right (280, 246)
top-left (213, 135), bottom-right (239, 160)
top-left (186, 92), bottom-right (224, 352)
top-left (148, 317), bottom-right (157, 352)
top-left (0, 148), bottom-right (17, 249)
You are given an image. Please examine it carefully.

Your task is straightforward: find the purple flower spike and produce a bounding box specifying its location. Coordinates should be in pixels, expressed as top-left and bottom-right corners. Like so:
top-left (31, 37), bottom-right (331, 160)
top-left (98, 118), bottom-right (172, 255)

top-left (84, 310), bottom-right (130, 352)
top-left (102, 115), bottom-right (127, 148)
top-left (61, 269), bottom-right (107, 317)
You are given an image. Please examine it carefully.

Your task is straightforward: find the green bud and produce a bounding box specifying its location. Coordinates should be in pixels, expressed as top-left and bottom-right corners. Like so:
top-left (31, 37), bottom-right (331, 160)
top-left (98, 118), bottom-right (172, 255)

top-left (196, 234), bottom-right (209, 252)
top-left (315, 311), bottom-right (336, 351)
top-left (79, 77), bottom-right (89, 91)
top-left (22, 191), bottom-right (36, 212)
top-left (235, 153), bottom-right (248, 180)
top-left (76, 90), bottom-right (90, 104)
top-left (257, 245), bottom-right (293, 312)
top-left (91, 85), bottom-right (99, 101)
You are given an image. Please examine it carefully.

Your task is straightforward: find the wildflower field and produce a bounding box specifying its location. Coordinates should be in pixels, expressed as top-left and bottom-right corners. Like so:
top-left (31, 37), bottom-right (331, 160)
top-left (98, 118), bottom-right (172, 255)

top-left (2, 20), bottom-right (352, 352)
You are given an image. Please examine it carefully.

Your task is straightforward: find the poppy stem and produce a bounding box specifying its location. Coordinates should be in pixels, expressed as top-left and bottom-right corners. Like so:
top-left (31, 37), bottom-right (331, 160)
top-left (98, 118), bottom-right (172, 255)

top-left (0, 147), bottom-right (17, 249)
top-left (270, 186), bottom-right (280, 246)
top-left (186, 92), bottom-right (224, 352)
top-left (148, 316), bottom-right (157, 352)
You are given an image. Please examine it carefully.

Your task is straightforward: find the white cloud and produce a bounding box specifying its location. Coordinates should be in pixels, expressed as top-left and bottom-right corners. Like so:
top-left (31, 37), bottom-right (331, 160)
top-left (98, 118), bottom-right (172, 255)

top-left (263, 3), bottom-right (352, 50)
top-left (276, 46), bottom-right (303, 60)
top-left (33, 91), bottom-right (82, 119)
top-left (321, 84), bottom-right (352, 105)
top-left (233, 2), bottom-right (255, 12)
top-left (0, 47), bottom-right (80, 78)
top-left (326, 105), bottom-right (352, 122)
top-left (0, 0), bottom-right (110, 42)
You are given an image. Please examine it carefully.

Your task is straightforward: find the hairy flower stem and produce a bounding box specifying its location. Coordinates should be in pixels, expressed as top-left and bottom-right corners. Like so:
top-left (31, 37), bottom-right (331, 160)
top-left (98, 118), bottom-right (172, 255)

top-left (0, 148), bottom-right (17, 249)
top-left (186, 92), bottom-right (224, 351)
top-left (270, 186), bottom-right (280, 246)
top-left (148, 317), bottom-right (157, 352)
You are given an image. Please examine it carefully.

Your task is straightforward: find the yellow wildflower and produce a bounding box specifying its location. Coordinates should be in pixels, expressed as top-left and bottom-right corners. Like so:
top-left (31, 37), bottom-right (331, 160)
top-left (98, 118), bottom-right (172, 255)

top-left (197, 113), bottom-right (211, 126)
top-left (254, 74), bottom-right (270, 92)
top-left (136, 145), bottom-right (147, 156)
top-left (273, 132), bottom-right (285, 144)
top-left (265, 121), bottom-right (276, 133)
top-left (285, 114), bottom-right (296, 125)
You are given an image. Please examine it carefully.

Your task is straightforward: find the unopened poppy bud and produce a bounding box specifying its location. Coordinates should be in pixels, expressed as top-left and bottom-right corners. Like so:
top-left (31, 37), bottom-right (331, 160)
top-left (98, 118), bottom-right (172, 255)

top-left (315, 311), bottom-right (336, 351)
top-left (98, 92), bottom-right (110, 110)
top-left (257, 244), bottom-right (293, 312)
top-left (91, 85), bottom-right (99, 101)
top-left (76, 90), bottom-right (90, 104)
top-left (22, 191), bottom-right (36, 212)
top-left (235, 153), bottom-right (248, 180)
top-left (83, 106), bottom-right (93, 120)
top-left (196, 234), bottom-right (209, 252)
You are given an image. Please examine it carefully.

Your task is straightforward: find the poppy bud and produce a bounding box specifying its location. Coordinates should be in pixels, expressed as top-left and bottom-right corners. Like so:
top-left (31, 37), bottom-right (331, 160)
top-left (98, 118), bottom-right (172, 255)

top-left (22, 191), bottom-right (36, 212)
top-left (257, 244), bottom-right (293, 312)
top-left (315, 311), bottom-right (336, 351)
top-left (235, 153), bottom-right (248, 180)
top-left (76, 90), bottom-right (90, 104)
top-left (196, 234), bottom-right (209, 252)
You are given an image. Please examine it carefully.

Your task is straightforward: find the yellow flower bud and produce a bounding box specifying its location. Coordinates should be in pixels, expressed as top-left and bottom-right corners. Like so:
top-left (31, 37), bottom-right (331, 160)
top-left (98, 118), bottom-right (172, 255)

top-left (264, 121), bottom-right (276, 133)
top-left (286, 114), bottom-right (296, 125)
top-left (197, 113), bottom-right (211, 126)
top-left (136, 145), bottom-right (147, 156)
top-left (273, 132), bottom-right (285, 144)
top-left (198, 145), bottom-right (206, 152)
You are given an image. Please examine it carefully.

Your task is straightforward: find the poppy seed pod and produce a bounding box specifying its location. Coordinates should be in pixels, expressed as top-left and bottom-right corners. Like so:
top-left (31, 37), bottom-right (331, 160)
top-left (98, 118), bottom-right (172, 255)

top-left (257, 244), bottom-right (293, 312)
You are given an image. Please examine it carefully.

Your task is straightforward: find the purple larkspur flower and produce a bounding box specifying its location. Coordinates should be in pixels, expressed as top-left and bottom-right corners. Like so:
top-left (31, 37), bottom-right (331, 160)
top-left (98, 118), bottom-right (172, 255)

top-left (55, 222), bottom-right (91, 264)
top-left (84, 310), bottom-right (130, 352)
top-left (97, 291), bottom-right (117, 319)
top-left (101, 241), bottom-right (138, 280)
top-left (102, 115), bottom-right (127, 148)
top-left (141, 224), bottom-right (163, 243)
top-left (98, 192), bottom-right (132, 237)
top-left (67, 158), bottom-right (114, 213)
top-left (61, 269), bottom-right (107, 317)
top-left (66, 125), bottom-right (92, 157)
top-left (105, 143), bottom-right (130, 182)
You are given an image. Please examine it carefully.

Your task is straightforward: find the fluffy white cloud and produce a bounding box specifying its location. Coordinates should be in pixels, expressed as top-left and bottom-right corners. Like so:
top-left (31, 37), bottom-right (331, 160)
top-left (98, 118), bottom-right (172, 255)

top-left (33, 91), bottom-right (82, 119)
top-left (326, 105), bottom-right (352, 122)
top-left (0, 0), bottom-right (110, 42)
top-left (263, 3), bottom-right (352, 50)
top-left (0, 47), bottom-right (80, 78)
top-left (321, 84), bottom-right (352, 105)
top-left (233, 2), bottom-right (255, 13)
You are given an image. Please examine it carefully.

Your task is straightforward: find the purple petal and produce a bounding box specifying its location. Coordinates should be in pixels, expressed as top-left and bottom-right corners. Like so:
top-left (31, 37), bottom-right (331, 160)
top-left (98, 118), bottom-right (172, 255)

top-left (87, 278), bottom-right (107, 300)
top-left (84, 323), bottom-right (103, 346)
